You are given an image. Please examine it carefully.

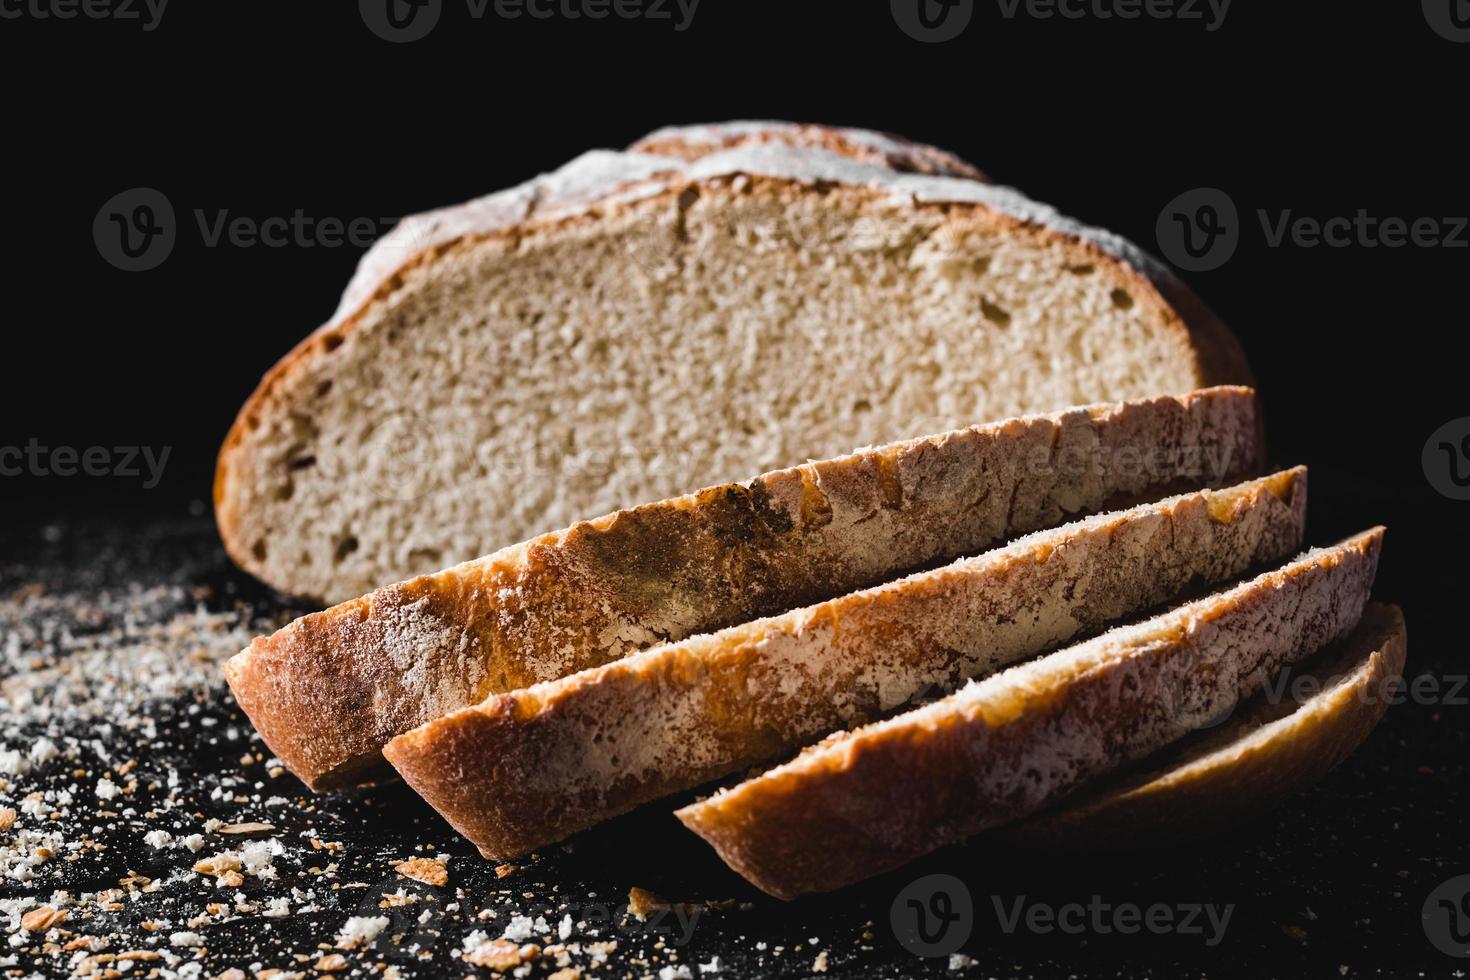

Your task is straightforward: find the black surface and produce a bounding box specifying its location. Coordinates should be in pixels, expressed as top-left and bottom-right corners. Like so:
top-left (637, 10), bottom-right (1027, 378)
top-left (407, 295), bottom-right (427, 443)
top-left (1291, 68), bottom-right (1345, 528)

top-left (0, 512), bottom-right (1466, 978)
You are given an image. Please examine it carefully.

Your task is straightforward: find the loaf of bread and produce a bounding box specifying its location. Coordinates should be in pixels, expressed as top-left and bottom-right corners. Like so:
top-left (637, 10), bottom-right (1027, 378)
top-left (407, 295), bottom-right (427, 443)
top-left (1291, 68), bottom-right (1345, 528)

top-left (225, 387), bottom-right (1261, 790)
top-left (214, 121), bottom-right (1251, 603)
top-left (674, 528), bottom-right (1383, 899)
top-left (1010, 601), bottom-right (1406, 849)
top-left (383, 470), bottom-right (1306, 859)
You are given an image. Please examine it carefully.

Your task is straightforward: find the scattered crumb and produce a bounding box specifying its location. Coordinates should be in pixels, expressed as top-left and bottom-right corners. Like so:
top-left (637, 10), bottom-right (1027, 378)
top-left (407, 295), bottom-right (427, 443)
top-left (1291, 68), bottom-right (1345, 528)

top-left (394, 856), bottom-right (448, 887)
top-left (465, 938), bottom-right (541, 970)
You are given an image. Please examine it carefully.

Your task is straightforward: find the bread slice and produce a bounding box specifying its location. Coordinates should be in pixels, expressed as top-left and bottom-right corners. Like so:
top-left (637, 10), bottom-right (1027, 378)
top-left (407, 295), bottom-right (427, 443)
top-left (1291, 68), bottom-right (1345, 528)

top-left (674, 528), bottom-right (1384, 899)
top-left (214, 120), bottom-right (1251, 603)
top-left (225, 387), bottom-right (1261, 791)
top-left (1010, 601), bottom-right (1406, 849)
top-left (383, 470), bottom-right (1306, 860)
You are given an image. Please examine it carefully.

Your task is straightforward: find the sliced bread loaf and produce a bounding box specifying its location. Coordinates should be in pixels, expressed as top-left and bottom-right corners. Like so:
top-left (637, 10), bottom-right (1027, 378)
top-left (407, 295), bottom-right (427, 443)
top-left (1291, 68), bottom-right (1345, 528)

top-left (383, 470), bottom-right (1306, 860)
top-left (674, 528), bottom-right (1384, 899)
top-left (225, 387), bottom-right (1260, 790)
top-left (1010, 601), bottom-right (1406, 849)
top-left (214, 121), bottom-right (1251, 602)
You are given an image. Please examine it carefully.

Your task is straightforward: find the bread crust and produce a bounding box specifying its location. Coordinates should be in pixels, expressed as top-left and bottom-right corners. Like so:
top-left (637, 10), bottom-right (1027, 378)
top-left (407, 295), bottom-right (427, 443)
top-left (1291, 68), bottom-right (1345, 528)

top-left (225, 387), bottom-right (1263, 790)
top-left (382, 470), bottom-right (1307, 860)
top-left (1009, 602), bottom-right (1407, 849)
top-left (627, 120), bottom-right (989, 180)
top-left (674, 528), bottom-right (1383, 899)
top-left (214, 124), bottom-right (1253, 602)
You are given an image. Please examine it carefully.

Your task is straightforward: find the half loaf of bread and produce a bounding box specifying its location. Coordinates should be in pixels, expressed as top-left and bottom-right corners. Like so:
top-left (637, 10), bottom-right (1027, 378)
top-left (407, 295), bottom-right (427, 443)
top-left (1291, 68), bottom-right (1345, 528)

top-left (226, 387), bottom-right (1261, 790)
top-left (383, 469), bottom-right (1306, 859)
top-left (674, 528), bottom-right (1384, 898)
top-left (214, 120), bottom-right (1251, 603)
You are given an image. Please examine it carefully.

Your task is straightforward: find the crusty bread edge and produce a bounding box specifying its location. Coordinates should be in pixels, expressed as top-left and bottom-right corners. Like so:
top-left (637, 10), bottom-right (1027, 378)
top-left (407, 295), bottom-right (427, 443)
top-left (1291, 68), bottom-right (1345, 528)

top-left (1008, 602), bottom-right (1407, 850)
top-left (674, 528), bottom-right (1383, 899)
top-left (382, 468), bottom-right (1307, 859)
top-left (225, 385), bottom-right (1264, 791)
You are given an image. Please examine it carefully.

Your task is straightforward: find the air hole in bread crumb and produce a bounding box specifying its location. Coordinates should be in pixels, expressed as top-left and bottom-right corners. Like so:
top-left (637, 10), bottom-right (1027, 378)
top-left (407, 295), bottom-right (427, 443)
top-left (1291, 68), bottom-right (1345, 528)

top-left (980, 298), bottom-right (1012, 326)
top-left (289, 455), bottom-right (317, 471)
top-left (322, 333), bottom-right (344, 352)
top-left (251, 540), bottom-right (267, 562)
top-left (852, 399), bottom-right (872, 414)
top-left (334, 536), bottom-right (359, 563)
top-left (246, 415), bottom-right (260, 432)
top-left (315, 380), bottom-right (333, 398)
top-left (1110, 289), bottom-right (1134, 310)
top-left (276, 480), bottom-right (294, 502)
top-left (1068, 263), bottom-right (1095, 275)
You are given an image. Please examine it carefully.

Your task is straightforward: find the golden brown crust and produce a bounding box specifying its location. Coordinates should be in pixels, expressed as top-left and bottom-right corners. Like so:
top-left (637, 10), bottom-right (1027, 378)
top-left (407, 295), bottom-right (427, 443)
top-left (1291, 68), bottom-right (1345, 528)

top-left (1009, 603), bottom-right (1406, 849)
top-left (226, 387), bottom-right (1264, 791)
top-left (214, 150), bottom-right (1251, 602)
top-left (674, 529), bottom-right (1383, 899)
top-left (626, 122), bottom-right (990, 180)
top-left (383, 470), bottom-right (1307, 860)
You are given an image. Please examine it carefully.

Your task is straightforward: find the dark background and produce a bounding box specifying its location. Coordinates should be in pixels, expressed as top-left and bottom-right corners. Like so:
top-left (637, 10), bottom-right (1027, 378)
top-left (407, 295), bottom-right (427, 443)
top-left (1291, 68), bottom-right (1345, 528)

top-left (0, 2), bottom-right (1465, 975)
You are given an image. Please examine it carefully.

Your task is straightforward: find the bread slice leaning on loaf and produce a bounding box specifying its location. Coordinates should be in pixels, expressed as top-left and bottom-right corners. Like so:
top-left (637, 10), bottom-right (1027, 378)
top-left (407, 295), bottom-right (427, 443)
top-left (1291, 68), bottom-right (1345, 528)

top-left (1009, 601), bottom-right (1407, 850)
top-left (383, 469), bottom-right (1307, 860)
top-left (214, 119), bottom-right (1251, 603)
top-left (675, 528), bottom-right (1384, 899)
top-left (225, 387), bottom-right (1261, 791)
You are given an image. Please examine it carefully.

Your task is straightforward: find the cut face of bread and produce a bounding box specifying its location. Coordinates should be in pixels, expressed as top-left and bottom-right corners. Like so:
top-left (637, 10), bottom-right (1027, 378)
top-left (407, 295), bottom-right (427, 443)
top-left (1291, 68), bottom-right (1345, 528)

top-left (214, 122), bottom-right (1251, 603)
top-left (225, 387), bottom-right (1262, 791)
top-left (383, 470), bottom-right (1306, 860)
top-left (1009, 602), bottom-right (1407, 849)
top-left (674, 528), bottom-right (1383, 900)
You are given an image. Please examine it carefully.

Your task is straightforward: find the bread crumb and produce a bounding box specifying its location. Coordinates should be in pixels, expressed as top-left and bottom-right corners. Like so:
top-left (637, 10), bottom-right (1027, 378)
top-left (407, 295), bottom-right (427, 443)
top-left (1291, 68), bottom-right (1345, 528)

top-left (495, 863), bottom-right (518, 878)
top-left (394, 856), bottom-right (448, 887)
top-left (627, 886), bottom-right (702, 922)
top-left (315, 953), bottom-right (350, 971)
top-left (336, 916), bottom-right (390, 949)
top-left (193, 852), bottom-right (243, 877)
top-left (20, 906), bottom-right (66, 932)
top-left (627, 886), bottom-right (669, 920)
top-left (0, 807), bottom-right (16, 832)
top-left (379, 890), bottom-right (417, 908)
top-left (465, 938), bottom-right (541, 970)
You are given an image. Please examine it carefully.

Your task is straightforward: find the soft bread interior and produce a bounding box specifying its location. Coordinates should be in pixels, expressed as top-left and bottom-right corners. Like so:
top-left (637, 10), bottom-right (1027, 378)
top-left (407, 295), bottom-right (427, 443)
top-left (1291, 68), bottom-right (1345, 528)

top-left (223, 180), bottom-right (1216, 602)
